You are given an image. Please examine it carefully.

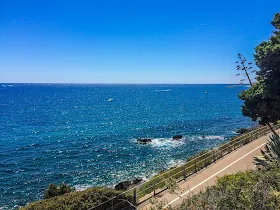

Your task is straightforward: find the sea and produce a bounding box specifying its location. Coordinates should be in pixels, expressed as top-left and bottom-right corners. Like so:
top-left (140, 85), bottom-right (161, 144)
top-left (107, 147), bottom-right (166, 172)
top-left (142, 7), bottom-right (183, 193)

top-left (0, 84), bottom-right (254, 209)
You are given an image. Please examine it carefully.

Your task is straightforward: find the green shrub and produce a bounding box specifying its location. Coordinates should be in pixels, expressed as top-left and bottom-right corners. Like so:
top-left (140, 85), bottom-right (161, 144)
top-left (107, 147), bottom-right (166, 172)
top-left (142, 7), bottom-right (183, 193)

top-left (20, 187), bottom-right (133, 210)
top-left (44, 183), bottom-right (74, 199)
top-left (175, 165), bottom-right (280, 210)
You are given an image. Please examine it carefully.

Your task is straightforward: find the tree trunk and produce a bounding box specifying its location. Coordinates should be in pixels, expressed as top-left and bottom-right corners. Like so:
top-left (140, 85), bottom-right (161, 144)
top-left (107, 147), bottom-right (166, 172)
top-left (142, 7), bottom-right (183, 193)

top-left (267, 123), bottom-right (278, 137)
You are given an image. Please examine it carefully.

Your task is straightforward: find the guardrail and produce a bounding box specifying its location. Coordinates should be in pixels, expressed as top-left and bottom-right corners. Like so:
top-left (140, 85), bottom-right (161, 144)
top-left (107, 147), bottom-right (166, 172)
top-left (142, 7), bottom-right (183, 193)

top-left (92, 124), bottom-right (280, 210)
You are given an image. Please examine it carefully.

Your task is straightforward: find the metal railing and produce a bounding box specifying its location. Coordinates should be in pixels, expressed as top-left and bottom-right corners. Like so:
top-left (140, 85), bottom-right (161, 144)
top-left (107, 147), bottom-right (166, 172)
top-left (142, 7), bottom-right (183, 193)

top-left (92, 124), bottom-right (280, 210)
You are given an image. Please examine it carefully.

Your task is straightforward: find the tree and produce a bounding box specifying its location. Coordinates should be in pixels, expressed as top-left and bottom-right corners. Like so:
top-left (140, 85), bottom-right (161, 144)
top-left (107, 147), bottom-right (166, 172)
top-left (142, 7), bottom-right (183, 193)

top-left (238, 13), bottom-right (280, 136)
top-left (236, 53), bottom-right (256, 86)
top-left (254, 13), bottom-right (280, 127)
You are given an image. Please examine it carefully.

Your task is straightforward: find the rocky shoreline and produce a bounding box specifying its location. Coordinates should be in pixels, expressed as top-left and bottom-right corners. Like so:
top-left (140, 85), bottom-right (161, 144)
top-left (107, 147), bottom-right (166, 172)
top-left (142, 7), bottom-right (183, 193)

top-left (114, 125), bottom-right (260, 191)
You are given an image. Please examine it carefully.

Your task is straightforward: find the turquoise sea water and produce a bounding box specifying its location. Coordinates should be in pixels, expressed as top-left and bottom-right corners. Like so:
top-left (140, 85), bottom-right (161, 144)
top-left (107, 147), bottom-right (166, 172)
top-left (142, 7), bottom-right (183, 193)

top-left (0, 84), bottom-right (254, 209)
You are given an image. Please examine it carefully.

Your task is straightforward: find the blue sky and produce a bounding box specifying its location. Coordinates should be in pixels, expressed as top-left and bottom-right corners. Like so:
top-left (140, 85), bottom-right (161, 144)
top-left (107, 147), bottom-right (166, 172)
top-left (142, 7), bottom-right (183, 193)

top-left (0, 0), bottom-right (279, 84)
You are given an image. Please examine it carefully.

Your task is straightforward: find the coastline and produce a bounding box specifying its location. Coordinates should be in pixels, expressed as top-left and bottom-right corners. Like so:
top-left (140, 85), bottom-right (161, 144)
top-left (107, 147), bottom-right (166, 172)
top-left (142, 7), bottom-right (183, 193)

top-left (1, 84), bottom-right (253, 210)
top-left (21, 123), bottom-right (273, 210)
top-left (109, 124), bottom-right (261, 190)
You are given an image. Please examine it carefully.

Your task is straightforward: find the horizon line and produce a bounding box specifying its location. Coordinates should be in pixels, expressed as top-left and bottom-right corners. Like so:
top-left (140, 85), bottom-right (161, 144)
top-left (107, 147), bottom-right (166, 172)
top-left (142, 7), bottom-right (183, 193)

top-left (0, 82), bottom-right (248, 85)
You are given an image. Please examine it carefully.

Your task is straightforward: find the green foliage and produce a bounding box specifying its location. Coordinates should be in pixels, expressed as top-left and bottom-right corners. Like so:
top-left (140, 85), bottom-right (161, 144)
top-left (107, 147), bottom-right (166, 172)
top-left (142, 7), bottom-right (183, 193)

top-left (21, 187), bottom-right (133, 210)
top-left (174, 165), bottom-right (280, 210)
top-left (271, 13), bottom-right (280, 29)
top-left (255, 134), bottom-right (280, 166)
top-left (44, 183), bottom-right (74, 199)
top-left (164, 177), bottom-right (181, 196)
top-left (239, 13), bottom-right (280, 126)
top-left (238, 81), bottom-right (265, 122)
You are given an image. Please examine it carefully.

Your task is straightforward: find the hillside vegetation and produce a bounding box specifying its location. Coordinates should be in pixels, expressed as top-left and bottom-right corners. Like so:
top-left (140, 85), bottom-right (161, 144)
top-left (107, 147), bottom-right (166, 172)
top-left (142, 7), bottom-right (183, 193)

top-left (20, 187), bottom-right (133, 210)
top-left (172, 165), bottom-right (280, 210)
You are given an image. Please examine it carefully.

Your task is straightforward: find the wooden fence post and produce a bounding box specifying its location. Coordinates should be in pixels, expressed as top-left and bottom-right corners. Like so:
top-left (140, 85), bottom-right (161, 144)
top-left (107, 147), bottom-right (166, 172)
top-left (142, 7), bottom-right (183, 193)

top-left (183, 165), bottom-right (186, 181)
top-left (153, 180), bottom-right (156, 196)
top-left (133, 188), bottom-right (137, 206)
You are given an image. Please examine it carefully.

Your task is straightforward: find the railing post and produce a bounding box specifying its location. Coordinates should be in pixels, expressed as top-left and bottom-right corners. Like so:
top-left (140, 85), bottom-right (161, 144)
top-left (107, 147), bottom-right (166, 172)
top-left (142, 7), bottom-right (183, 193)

top-left (194, 160), bottom-right (197, 173)
top-left (133, 188), bottom-right (137, 206)
top-left (153, 180), bottom-right (156, 196)
top-left (111, 197), bottom-right (114, 210)
top-left (213, 150), bottom-right (216, 162)
top-left (183, 165), bottom-right (186, 181)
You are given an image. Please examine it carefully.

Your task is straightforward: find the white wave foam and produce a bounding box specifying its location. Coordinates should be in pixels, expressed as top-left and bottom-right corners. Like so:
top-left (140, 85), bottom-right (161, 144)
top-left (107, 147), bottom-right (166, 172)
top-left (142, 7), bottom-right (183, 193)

top-left (141, 174), bottom-right (154, 181)
top-left (150, 137), bottom-right (185, 149)
top-left (73, 184), bottom-right (93, 191)
top-left (133, 136), bottom-right (186, 149)
top-left (166, 159), bottom-right (185, 168)
top-left (197, 135), bottom-right (224, 140)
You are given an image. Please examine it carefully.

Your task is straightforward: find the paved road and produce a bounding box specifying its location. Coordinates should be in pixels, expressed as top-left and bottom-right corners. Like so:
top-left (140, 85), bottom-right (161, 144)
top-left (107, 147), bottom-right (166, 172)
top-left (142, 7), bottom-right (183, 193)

top-left (138, 129), bottom-right (279, 210)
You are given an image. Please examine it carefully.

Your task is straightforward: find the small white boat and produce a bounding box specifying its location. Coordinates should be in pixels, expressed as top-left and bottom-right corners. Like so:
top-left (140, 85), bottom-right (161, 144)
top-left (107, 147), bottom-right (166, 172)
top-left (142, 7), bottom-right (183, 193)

top-left (108, 98), bottom-right (113, 102)
top-left (155, 89), bottom-right (172, 92)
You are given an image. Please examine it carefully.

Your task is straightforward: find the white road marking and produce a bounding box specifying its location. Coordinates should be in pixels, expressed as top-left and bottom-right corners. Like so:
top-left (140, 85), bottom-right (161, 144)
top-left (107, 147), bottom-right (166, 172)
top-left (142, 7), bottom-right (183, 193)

top-left (164, 142), bottom-right (266, 208)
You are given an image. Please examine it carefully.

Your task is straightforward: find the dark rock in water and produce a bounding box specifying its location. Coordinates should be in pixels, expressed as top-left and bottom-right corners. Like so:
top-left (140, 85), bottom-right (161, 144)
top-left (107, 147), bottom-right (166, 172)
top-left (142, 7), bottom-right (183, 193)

top-left (133, 178), bottom-right (142, 185)
top-left (173, 135), bottom-right (183, 140)
top-left (115, 178), bottom-right (144, 191)
top-left (137, 138), bottom-right (152, 143)
top-left (236, 128), bottom-right (249, 135)
top-left (236, 125), bottom-right (260, 135)
top-left (115, 181), bottom-right (132, 191)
